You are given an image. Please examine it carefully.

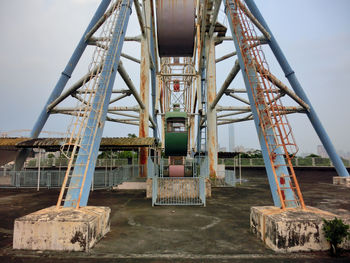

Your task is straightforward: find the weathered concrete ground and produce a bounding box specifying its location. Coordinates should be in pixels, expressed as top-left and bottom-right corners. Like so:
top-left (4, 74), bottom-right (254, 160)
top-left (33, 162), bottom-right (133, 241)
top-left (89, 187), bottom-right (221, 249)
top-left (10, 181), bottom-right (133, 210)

top-left (0, 167), bottom-right (349, 262)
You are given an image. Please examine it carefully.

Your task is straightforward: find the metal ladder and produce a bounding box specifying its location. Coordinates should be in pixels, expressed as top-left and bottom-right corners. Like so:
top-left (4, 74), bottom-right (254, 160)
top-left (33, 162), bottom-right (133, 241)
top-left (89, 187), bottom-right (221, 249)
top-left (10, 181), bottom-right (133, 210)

top-left (57, 0), bottom-right (127, 209)
top-left (227, 0), bottom-right (305, 209)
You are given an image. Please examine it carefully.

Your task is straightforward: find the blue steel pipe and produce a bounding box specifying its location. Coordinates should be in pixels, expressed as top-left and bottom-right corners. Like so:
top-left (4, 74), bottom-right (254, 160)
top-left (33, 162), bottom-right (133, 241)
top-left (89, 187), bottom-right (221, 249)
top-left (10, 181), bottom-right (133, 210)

top-left (65, 0), bottom-right (134, 207)
top-left (31, 0), bottom-right (112, 139)
top-left (244, 0), bottom-right (349, 177)
top-left (14, 0), bottom-right (112, 171)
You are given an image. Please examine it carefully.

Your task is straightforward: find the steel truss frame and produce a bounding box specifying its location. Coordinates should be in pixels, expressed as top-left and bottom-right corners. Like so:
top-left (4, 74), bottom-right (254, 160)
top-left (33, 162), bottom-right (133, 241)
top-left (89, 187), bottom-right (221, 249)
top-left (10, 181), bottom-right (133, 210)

top-left (16, 0), bottom-right (348, 209)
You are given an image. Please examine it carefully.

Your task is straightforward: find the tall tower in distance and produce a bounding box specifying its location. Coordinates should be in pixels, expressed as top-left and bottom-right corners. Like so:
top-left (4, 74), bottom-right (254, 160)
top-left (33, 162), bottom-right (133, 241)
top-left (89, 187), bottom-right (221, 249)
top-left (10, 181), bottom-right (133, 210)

top-left (317, 145), bottom-right (328, 158)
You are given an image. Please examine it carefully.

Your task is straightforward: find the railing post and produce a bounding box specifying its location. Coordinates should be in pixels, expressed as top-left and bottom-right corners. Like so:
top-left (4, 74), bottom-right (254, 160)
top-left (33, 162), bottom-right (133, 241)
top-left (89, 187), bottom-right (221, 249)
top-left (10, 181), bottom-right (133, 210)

top-left (234, 157), bottom-right (236, 178)
top-left (239, 154), bottom-right (242, 185)
top-left (16, 172), bottom-right (20, 188)
top-left (47, 172), bottom-right (51, 189)
top-left (37, 149), bottom-right (41, 191)
top-left (105, 159), bottom-right (108, 187)
top-left (152, 175), bottom-right (157, 206)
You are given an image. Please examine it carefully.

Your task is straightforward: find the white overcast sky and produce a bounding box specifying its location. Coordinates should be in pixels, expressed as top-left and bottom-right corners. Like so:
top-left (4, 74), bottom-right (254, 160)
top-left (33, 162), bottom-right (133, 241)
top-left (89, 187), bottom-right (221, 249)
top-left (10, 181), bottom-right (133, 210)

top-left (0, 0), bottom-right (349, 155)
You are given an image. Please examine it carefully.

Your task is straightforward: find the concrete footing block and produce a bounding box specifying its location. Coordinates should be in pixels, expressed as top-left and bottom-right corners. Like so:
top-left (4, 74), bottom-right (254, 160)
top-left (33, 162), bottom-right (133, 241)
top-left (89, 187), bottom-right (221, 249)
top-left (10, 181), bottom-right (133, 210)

top-left (113, 182), bottom-right (147, 190)
top-left (146, 178), bottom-right (211, 199)
top-left (333, 176), bottom-right (350, 187)
top-left (250, 206), bottom-right (350, 252)
top-left (13, 206), bottom-right (110, 251)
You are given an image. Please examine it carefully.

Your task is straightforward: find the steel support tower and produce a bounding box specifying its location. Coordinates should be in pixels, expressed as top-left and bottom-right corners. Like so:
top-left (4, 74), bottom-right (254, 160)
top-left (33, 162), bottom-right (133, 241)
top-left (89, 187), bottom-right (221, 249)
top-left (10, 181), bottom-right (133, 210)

top-left (16, 0), bottom-right (348, 209)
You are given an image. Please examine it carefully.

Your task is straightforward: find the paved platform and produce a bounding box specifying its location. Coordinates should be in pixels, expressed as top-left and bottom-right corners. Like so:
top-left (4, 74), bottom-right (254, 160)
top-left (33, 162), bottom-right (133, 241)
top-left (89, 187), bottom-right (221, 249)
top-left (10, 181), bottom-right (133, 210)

top-left (0, 168), bottom-right (349, 262)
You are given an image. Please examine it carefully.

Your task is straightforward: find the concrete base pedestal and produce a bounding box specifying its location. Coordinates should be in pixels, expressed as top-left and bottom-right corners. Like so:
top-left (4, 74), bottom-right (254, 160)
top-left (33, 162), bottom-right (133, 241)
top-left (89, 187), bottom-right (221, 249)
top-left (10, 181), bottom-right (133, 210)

top-left (113, 182), bottom-right (147, 190)
top-left (333, 176), bottom-right (350, 187)
top-left (250, 206), bottom-right (350, 252)
top-left (13, 206), bottom-right (110, 251)
top-left (146, 178), bottom-right (211, 199)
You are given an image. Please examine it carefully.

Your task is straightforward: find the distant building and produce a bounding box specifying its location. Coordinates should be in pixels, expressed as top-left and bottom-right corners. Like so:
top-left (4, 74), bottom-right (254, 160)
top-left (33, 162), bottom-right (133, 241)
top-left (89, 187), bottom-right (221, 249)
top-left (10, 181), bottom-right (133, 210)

top-left (219, 147), bottom-right (227, 152)
top-left (234, 145), bottom-right (245, 153)
top-left (337, 150), bottom-right (350, 160)
top-left (317, 145), bottom-right (328, 158)
top-left (228, 124), bottom-right (235, 152)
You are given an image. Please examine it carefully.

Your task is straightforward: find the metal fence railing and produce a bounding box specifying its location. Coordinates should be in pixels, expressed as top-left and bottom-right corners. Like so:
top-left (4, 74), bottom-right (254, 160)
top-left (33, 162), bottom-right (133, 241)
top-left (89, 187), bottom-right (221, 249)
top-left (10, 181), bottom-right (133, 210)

top-left (13, 156), bottom-right (349, 170)
top-left (0, 164), bottom-right (146, 189)
top-left (219, 157), bottom-right (350, 168)
top-left (151, 156), bottom-right (207, 206)
top-left (23, 158), bottom-right (138, 169)
top-left (210, 169), bottom-right (237, 187)
top-left (153, 177), bottom-right (205, 205)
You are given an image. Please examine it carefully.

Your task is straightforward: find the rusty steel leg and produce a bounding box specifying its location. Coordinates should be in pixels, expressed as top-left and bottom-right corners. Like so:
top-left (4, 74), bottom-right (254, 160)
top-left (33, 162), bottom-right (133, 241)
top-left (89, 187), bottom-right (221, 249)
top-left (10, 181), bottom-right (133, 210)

top-left (196, 74), bottom-right (202, 153)
top-left (161, 115), bottom-right (165, 150)
top-left (206, 37), bottom-right (218, 178)
top-left (190, 115), bottom-right (196, 154)
top-left (190, 76), bottom-right (198, 153)
top-left (138, 0), bottom-right (151, 178)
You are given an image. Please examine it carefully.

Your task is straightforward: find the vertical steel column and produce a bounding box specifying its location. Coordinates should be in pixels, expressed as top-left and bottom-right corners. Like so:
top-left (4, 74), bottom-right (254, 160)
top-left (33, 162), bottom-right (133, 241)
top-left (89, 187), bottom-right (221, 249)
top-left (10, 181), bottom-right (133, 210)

top-left (197, 70), bottom-right (206, 153)
top-left (198, 39), bottom-right (208, 155)
top-left (196, 117), bottom-right (202, 153)
top-left (190, 77), bottom-right (197, 152)
top-left (149, 5), bottom-right (158, 139)
top-left (190, 115), bottom-right (196, 153)
top-left (151, 66), bottom-right (157, 138)
top-left (225, 0), bottom-right (294, 207)
top-left (65, 0), bottom-right (134, 207)
top-left (245, 0), bottom-right (349, 178)
top-left (139, 0), bottom-right (151, 177)
top-left (161, 115), bottom-right (165, 149)
top-left (196, 75), bottom-right (201, 153)
top-left (206, 37), bottom-right (218, 178)
top-left (14, 0), bottom-right (112, 171)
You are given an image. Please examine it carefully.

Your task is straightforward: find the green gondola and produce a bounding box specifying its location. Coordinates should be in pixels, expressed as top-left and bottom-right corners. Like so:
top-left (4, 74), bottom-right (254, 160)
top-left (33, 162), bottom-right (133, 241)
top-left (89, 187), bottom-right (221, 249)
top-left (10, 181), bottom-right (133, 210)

top-left (164, 111), bottom-right (188, 156)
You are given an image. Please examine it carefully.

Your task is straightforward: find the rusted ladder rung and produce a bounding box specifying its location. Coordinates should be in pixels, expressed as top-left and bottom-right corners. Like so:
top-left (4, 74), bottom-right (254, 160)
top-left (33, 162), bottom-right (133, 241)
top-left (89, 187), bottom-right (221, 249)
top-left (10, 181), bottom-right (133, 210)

top-left (283, 200), bottom-right (299, 203)
top-left (279, 186), bottom-right (297, 190)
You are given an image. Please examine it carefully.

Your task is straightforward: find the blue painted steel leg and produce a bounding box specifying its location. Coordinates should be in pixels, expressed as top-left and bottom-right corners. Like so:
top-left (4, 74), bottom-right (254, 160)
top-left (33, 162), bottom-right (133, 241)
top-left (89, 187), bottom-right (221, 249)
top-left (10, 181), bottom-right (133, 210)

top-left (65, 0), bottom-right (134, 207)
top-left (14, 0), bottom-right (112, 171)
top-left (244, 0), bottom-right (349, 178)
top-left (225, 0), bottom-right (296, 207)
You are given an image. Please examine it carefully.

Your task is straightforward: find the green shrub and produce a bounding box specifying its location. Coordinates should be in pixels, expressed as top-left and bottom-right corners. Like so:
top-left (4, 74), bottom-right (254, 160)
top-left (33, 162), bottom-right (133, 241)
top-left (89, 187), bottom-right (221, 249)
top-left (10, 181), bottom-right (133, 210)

top-left (322, 217), bottom-right (350, 256)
